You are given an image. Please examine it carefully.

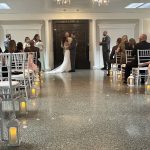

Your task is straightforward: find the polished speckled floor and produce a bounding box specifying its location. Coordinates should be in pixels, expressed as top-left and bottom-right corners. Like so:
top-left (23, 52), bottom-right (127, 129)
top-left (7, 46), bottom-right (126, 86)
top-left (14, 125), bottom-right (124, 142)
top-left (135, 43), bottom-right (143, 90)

top-left (1, 70), bottom-right (150, 150)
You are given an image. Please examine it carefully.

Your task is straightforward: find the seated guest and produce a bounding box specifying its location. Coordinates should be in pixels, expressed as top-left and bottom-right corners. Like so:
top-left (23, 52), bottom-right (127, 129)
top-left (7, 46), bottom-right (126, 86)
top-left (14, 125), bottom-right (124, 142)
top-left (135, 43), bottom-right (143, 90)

top-left (2, 40), bottom-right (16, 77)
top-left (23, 37), bottom-right (30, 50)
top-left (139, 62), bottom-right (150, 77)
top-left (4, 34), bottom-right (11, 53)
top-left (117, 35), bottom-right (129, 64)
top-left (33, 34), bottom-right (44, 71)
top-left (0, 47), bottom-right (2, 53)
top-left (16, 42), bottom-right (23, 53)
top-left (107, 37), bottom-right (122, 76)
top-left (27, 53), bottom-right (38, 73)
top-left (24, 40), bottom-right (41, 71)
top-left (128, 38), bottom-right (136, 50)
top-left (7, 40), bottom-right (17, 53)
top-left (124, 34), bottom-right (150, 83)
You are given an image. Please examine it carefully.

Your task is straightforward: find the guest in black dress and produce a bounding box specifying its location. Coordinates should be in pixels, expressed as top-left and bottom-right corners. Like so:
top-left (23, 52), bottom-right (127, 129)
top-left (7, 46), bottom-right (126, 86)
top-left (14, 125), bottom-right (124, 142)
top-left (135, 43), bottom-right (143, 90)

top-left (2, 40), bottom-right (17, 77)
top-left (107, 37), bottom-right (121, 76)
top-left (16, 42), bottom-right (23, 53)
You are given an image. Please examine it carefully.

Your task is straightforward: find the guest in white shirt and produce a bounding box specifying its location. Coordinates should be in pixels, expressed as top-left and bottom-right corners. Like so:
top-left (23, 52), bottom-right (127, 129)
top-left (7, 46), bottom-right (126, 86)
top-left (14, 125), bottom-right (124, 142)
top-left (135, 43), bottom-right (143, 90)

top-left (33, 34), bottom-right (45, 71)
top-left (23, 37), bottom-right (30, 50)
top-left (4, 34), bottom-right (11, 53)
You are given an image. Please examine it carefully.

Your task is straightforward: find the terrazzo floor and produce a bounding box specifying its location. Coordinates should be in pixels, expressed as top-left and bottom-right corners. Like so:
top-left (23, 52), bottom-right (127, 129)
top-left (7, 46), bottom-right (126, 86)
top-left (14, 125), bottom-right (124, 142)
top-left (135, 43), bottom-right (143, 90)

top-left (1, 70), bottom-right (150, 150)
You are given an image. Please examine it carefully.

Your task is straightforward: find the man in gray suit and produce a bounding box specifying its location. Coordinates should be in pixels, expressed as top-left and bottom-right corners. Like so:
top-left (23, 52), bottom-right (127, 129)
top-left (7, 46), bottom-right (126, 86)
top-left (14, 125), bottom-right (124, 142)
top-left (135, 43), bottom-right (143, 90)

top-left (69, 32), bottom-right (77, 72)
top-left (99, 31), bottom-right (110, 70)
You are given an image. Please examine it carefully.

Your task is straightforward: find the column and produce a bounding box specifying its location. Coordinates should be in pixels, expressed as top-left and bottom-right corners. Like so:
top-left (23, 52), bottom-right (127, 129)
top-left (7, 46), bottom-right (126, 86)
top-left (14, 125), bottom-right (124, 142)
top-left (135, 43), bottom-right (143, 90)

top-left (44, 20), bottom-right (54, 70)
top-left (91, 19), bottom-right (100, 69)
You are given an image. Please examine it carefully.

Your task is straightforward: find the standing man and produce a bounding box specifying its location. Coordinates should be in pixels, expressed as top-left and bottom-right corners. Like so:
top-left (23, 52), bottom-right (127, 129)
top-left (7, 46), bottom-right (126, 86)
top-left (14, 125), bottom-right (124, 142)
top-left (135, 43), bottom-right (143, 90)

top-left (4, 34), bottom-right (11, 53)
top-left (99, 31), bottom-right (110, 70)
top-left (70, 32), bottom-right (77, 72)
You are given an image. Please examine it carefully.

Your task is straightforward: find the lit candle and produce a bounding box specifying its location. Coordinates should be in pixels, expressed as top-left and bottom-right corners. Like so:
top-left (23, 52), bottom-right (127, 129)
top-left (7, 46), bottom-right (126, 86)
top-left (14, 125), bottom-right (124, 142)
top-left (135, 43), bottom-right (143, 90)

top-left (40, 72), bottom-right (44, 78)
top-left (20, 101), bottom-right (27, 114)
top-left (130, 78), bottom-right (134, 85)
top-left (110, 70), bottom-right (113, 76)
top-left (130, 88), bottom-right (133, 93)
top-left (9, 127), bottom-right (17, 145)
top-left (31, 88), bottom-right (36, 97)
top-left (41, 80), bottom-right (44, 85)
top-left (34, 81), bottom-right (40, 87)
top-left (146, 85), bottom-right (150, 90)
top-left (117, 74), bottom-right (121, 80)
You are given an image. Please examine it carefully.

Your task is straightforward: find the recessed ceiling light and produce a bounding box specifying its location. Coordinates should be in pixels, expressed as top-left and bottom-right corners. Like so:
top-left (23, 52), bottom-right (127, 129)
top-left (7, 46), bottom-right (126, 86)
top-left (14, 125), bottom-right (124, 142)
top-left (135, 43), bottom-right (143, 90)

top-left (139, 3), bottom-right (150, 8)
top-left (0, 3), bottom-right (10, 9)
top-left (125, 3), bottom-right (144, 9)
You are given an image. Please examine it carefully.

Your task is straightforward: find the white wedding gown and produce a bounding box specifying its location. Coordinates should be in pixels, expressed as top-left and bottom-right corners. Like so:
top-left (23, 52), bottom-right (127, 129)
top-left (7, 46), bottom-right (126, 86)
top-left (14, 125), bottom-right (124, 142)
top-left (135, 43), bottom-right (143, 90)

top-left (47, 49), bottom-right (71, 74)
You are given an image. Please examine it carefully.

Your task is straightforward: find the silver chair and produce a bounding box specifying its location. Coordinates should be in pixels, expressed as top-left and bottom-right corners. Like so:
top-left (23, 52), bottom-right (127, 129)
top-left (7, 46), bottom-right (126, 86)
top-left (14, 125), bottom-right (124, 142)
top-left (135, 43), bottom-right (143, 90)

top-left (0, 53), bottom-right (21, 118)
top-left (121, 50), bottom-right (134, 79)
top-left (11, 53), bottom-right (30, 100)
top-left (132, 49), bottom-right (150, 85)
top-left (24, 52), bottom-right (38, 87)
top-left (126, 50), bottom-right (134, 63)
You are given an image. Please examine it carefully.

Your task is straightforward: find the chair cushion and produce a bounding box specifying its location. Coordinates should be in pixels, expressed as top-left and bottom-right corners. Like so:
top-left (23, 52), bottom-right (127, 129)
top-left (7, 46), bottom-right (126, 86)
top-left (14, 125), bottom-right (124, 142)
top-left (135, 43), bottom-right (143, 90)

top-left (12, 73), bottom-right (28, 80)
top-left (25, 69), bottom-right (34, 73)
top-left (133, 67), bottom-right (148, 71)
top-left (0, 81), bottom-right (19, 87)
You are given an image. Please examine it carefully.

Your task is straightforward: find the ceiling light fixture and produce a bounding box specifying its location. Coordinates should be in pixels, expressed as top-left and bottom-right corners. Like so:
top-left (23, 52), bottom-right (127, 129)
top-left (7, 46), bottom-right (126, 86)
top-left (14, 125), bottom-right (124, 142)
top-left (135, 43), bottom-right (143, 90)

top-left (125, 3), bottom-right (144, 9)
top-left (139, 3), bottom-right (150, 8)
top-left (55, 0), bottom-right (71, 5)
top-left (92, 0), bottom-right (109, 7)
top-left (0, 3), bottom-right (10, 9)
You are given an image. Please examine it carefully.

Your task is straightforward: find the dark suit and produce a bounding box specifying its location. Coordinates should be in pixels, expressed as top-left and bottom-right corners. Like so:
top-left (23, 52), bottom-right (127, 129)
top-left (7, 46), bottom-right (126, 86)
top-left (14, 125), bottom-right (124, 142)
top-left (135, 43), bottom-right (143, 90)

top-left (124, 41), bottom-right (150, 81)
top-left (70, 38), bottom-right (77, 71)
top-left (0, 47), bottom-right (2, 53)
top-left (108, 45), bottom-right (118, 70)
top-left (100, 35), bottom-right (110, 68)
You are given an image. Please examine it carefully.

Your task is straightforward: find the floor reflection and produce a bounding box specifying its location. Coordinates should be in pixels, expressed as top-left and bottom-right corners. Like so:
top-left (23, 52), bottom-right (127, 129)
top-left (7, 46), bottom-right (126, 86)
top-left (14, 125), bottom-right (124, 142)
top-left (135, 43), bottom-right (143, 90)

top-left (5, 70), bottom-right (150, 150)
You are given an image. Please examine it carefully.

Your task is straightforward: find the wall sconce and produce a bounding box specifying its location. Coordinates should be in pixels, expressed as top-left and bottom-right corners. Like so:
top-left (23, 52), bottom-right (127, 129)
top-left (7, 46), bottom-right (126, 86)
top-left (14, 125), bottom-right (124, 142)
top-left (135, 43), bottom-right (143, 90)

top-left (127, 74), bottom-right (134, 87)
top-left (7, 119), bottom-right (20, 146)
top-left (19, 99), bottom-right (27, 114)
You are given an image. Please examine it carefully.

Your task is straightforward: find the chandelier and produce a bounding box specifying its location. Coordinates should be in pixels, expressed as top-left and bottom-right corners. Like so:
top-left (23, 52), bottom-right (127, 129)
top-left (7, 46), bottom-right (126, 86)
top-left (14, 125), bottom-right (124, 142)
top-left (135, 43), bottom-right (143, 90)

top-left (92, 0), bottom-right (109, 6)
top-left (55, 0), bottom-right (71, 5)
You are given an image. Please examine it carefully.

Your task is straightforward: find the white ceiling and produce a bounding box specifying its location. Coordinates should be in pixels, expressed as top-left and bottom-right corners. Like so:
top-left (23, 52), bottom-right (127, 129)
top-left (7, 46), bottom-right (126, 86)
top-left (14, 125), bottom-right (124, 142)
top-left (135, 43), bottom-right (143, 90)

top-left (0, 0), bottom-right (150, 13)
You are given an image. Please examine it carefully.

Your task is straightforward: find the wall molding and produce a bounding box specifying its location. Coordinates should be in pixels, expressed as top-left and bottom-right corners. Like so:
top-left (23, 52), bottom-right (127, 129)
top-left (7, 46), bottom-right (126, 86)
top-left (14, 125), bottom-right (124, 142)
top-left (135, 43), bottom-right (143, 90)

top-left (98, 24), bottom-right (136, 29)
top-left (1, 24), bottom-right (42, 30)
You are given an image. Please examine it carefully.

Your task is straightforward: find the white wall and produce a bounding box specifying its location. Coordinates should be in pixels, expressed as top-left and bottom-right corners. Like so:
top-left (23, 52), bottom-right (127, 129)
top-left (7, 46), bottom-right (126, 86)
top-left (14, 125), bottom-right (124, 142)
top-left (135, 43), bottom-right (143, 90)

top-left (0, 13), bottom-right (149, 70)
top-left (95, 19), bottom-right (139, 68)
top-left (0, 21), bottom-right (44, 51)
top-left (143, 19), bottom-right (150, 42)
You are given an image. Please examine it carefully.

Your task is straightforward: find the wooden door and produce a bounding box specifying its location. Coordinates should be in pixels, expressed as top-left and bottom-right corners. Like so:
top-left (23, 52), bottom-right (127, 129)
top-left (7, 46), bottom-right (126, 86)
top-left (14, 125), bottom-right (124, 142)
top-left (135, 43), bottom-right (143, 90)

top-left (52, 20), bottom-right (90, 69)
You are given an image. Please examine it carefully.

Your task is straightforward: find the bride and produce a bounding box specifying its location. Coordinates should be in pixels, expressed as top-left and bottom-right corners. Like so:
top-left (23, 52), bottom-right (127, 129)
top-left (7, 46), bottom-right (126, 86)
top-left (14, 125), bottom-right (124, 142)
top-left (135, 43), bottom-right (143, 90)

top-left (47, 36), bottom-right (72, 74)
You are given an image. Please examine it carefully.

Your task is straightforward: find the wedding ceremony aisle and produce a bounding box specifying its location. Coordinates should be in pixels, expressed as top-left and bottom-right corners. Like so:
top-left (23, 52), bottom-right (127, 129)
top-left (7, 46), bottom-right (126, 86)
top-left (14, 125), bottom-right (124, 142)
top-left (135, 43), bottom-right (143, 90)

top-left (2, 70), bottom-right (150, 150)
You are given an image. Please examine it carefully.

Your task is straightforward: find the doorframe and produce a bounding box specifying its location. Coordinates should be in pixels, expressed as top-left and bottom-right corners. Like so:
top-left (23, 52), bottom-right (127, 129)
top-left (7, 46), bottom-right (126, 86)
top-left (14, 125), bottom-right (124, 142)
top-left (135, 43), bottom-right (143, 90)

top-left (52, 19), bottom-right (90, 69)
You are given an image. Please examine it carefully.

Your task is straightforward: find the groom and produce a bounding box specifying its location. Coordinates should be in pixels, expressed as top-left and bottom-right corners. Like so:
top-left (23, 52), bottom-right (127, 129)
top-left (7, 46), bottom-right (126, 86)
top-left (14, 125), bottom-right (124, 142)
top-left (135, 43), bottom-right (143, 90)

top-left (69, 32), bottom-right (77, 72)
